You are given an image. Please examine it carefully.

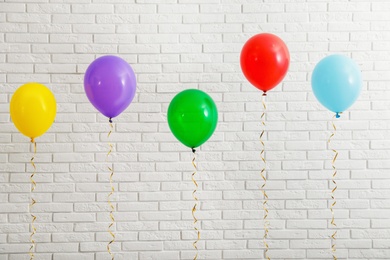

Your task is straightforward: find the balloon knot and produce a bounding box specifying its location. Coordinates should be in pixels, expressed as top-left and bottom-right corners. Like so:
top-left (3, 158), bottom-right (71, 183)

top-left (109, 118), bottom-right (113, 123)
top-left (335, 113), bottom-right (340, 118)
top-left (192, 148), bottom-right (196, 154)
top-left (30, 138), bottom-right (34, 143)
top-left (262, 92), bottom-right (267, 97)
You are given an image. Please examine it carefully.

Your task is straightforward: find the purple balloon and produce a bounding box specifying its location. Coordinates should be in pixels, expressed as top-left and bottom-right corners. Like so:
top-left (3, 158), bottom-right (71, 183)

top-left (84, 55), bottom-right (136, 119)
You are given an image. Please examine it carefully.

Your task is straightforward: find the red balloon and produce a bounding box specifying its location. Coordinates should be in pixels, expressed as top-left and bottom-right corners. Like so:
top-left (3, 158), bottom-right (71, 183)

top-left (240, 33), bottom-right (290, 93)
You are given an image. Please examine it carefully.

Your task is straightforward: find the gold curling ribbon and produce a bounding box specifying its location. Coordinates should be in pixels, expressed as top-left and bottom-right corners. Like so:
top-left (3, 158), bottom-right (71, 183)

top-left (106, 118), bottom-right (115, 260)
top-left (191, 148), bottom-right (200, 260)
top-left (328, 113), bottom-right (340, 260)
top-left (260, 93), bottom-right (270, 260)
top-left (29, 138), bottom-right (37, 260)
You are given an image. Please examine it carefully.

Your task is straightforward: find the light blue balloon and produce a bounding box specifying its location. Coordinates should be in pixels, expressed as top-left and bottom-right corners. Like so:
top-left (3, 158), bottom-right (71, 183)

top-left (311, 54), bottom-right (362, 117)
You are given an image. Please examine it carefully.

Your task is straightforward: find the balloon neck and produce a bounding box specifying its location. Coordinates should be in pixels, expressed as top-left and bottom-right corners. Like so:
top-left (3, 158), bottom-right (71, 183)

top-left (192, 148), bottom-right (196, 154)
top-left (262, 91), bottom-right (267, 97)
top-left (335, 112), bottom-right (340, 118)
top-left (109, 117), bottom-right (113, 123)
top-left (30, 137), bottom-right (35, 143)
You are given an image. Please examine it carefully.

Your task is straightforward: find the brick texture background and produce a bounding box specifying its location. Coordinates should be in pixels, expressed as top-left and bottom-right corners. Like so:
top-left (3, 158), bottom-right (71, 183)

top-left (1, 0), bottom-right (390, 259)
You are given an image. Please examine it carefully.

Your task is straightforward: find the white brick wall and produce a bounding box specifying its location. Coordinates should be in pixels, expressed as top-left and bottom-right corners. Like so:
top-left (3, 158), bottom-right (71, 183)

top-left (1, 0), bottom-right (390, 259)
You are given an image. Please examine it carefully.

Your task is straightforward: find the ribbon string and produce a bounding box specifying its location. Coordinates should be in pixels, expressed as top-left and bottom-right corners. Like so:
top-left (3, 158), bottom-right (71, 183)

top-left (191, 148), bottom-right (200, 260)
top-left (260, 93), bottom-right (270, 260)
top-left (29, 138), bottom-right (37, 260)
top-left (106, 119), bottom-right (115, 260)
top-left (328, 114), bottom-right (339, 260)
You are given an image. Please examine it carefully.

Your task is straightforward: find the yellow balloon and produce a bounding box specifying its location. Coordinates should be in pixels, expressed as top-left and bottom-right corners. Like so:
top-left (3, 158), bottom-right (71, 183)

top-left (10, 82), bottom-right (56, 140)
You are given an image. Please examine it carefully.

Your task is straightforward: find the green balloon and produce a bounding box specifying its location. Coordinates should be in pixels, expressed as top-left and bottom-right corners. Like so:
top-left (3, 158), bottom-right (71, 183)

top-left (168, 89), bottom-right (218, 149)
